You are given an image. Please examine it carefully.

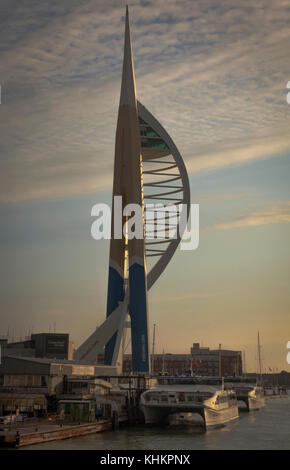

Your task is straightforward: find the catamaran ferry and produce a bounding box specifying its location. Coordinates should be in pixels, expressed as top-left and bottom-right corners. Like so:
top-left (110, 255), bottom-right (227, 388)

top-left (140, 377), bottom-right (239, 429)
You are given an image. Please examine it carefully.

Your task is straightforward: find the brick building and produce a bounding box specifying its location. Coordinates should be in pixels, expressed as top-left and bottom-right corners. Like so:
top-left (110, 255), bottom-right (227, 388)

top-left (122, 342), bottom-right (243, 376)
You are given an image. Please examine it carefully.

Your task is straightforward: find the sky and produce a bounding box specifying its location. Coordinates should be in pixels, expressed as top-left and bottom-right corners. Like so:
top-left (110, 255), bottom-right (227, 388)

top-left (0, 0), bottom-right (290, 372)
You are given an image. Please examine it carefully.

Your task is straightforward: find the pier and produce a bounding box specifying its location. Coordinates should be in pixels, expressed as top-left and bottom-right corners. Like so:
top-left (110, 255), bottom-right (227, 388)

top-left (0, 419), bottom-right (112, 447)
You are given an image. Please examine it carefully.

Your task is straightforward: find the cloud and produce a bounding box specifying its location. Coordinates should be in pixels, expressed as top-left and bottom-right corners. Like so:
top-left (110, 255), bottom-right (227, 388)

top-left (0, 0), bottom-right (289, 204)
top-left (194, 192), bottom-right (248, 202)
top-left (185, 136), bottom-right (290, 175)
top-left (206, 201), bottom-right (290, 231)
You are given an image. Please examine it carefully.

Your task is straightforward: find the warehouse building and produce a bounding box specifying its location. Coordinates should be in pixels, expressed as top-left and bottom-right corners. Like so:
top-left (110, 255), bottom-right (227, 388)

top-left (0, 355), bottom-right (118, 416)
top-left (0, 333), bottom-right (73, 360)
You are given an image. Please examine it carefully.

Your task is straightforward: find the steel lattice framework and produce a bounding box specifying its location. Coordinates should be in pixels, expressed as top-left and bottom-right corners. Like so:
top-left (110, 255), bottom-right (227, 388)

top-left (138, 101), bottom-right (190, 290)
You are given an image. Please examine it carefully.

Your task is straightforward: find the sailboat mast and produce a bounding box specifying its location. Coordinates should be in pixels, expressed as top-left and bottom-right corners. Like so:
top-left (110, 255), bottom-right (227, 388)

top-left (151, 323), bottom-right (156, 375)
top-left (257, 331), bottom-right (262, 380)
top-left (243, 350), bottom-right (246, 375)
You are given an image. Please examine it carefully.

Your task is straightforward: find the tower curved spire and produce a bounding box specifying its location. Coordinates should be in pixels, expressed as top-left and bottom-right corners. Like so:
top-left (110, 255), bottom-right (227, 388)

top-left (120, 6), bottom-right (137, 108)
top-left (74, 8), bottom-right (190, 375)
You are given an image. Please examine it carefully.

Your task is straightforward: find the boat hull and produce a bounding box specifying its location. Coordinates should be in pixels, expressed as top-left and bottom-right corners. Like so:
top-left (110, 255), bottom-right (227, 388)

top-left (248, 396), bottom-right (265, 410)
top-left (140, 403), bottom-right (204, 425)
top-left (167, 412), bottom-right (205, 429)
top-left (204, 404), bottom-right (239, 428)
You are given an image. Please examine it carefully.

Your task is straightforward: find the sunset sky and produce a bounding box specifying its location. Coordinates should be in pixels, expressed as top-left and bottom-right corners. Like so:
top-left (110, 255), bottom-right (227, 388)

top-left (0, 0), bottom-right (290, 372)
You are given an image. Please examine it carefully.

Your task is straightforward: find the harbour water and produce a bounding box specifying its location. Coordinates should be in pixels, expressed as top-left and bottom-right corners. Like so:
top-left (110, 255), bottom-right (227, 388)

top-left (19, 397), bottom-right (290, 451)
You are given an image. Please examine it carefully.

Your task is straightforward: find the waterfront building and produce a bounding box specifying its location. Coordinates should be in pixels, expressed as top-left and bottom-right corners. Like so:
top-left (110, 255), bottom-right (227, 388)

top-left (0, 333), bottom-right (73, 360)
top-left (123, 342), bottom-right (243, 376)
top-left (0, 355), bottom-right (117, 416)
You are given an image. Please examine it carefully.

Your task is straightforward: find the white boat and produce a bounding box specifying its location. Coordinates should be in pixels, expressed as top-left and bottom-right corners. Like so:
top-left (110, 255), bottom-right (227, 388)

top-left (140, 379), bottom-right (239, 429)
top-left (224, 379), bottom-right (266, 411)
top-left (140, 384), bottom-right (216, 425)
top-left (248, 385), bottom-right (265, 410)
top-left (203, 388), bottom-right (239, 428)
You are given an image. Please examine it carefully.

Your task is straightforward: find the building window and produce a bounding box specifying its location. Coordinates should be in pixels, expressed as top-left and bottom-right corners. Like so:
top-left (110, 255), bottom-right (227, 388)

top-left (41, 376), bottom-right (47, 387)
top-left (27, 375), bottom-right (33, 387)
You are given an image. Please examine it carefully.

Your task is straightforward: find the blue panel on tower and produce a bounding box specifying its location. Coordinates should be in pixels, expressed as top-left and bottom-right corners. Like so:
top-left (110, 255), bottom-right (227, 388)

top-left (129, 262), bottom-right (149, 373)
top-left (104, 266), bottom-right (124, 365)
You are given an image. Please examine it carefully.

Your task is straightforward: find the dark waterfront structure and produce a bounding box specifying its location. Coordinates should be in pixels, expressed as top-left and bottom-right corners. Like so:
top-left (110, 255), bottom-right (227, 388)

top-left (0, 355), bottom-right (118, 416)
top-left (0, 333), bottom-right (72, 360)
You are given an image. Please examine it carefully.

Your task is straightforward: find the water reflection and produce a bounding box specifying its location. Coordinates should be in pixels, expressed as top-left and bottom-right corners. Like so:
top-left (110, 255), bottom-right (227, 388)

top-left (19, 398), bottom-right (290, 451)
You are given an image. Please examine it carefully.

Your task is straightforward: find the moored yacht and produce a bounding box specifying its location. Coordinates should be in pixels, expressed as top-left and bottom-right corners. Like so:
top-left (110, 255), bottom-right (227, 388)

top-left (223, 378), bottom-right (266, 411)
top-left (248, 385), bottom-right (265, 410)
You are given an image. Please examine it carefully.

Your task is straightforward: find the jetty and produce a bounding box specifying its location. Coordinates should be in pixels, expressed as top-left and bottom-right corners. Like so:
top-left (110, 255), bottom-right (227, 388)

top-left (0, 419), bottom-right (112, 448)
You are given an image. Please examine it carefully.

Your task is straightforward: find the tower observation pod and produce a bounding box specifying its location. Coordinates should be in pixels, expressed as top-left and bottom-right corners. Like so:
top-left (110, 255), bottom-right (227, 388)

top-left (74, 7), bottom-right (190, 374)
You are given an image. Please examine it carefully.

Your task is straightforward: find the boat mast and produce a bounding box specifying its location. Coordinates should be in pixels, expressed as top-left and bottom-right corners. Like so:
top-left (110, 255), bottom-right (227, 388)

top-left (151, 323), bottom-right (156, 375)
top-left (218, 343), bottom-right (222, 376)
top-left (257, 331), bottom-right (263, 382)
top-left (243, 350), bottom-right (246, 375)
top-left (162, 349), bottom-right (165, 375)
